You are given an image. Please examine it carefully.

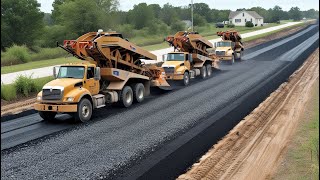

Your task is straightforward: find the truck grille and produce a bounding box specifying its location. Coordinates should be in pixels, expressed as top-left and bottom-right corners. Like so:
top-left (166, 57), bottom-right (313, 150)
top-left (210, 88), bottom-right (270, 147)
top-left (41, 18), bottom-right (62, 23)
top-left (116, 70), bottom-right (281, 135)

top-left (163, 67), bottom-right (175, 75)
top-left (216, 51), bottom-right (225, 56)
top-left (42, 89), bottom-right (62, 100)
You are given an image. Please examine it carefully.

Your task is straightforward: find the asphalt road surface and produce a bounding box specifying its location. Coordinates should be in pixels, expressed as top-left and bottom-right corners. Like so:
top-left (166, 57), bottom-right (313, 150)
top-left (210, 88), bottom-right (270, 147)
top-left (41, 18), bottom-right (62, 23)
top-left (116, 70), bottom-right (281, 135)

top-left (1, 24), bottom-right (319, 180)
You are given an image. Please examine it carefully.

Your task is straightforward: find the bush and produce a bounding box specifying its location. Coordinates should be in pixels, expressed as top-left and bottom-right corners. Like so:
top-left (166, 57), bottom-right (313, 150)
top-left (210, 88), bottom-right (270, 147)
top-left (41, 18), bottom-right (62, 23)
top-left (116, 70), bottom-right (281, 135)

top-left (245, 21), bottom-right (254, 27)
top-left (227, 23), bottom-right (235, 28)
top-left (1, 45), bottom-right (31, 66)
top-left (14, 75), bottom-right (37, 97)
top-left (170, 20), bottom-right (185, 33)
top-left (1, 84), bottom-right (17, 101)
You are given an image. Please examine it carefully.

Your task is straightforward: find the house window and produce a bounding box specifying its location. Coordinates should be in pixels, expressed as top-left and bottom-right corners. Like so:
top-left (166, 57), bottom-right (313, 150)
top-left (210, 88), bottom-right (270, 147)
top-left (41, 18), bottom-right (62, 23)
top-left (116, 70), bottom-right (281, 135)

top-left (235, 19), bottom-right (241, 23)
top-left (243, 13), bottom-right (244, 17)
top-left (251, 18), bottom-right (252, 22)
top-left (245, 19), bottom-right (247, 22)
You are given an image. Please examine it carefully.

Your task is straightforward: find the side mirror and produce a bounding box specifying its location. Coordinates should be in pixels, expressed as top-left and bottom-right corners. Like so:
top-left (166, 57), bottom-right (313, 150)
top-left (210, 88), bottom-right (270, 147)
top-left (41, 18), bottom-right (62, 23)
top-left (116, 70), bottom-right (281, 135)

top-left (214, 42), bottom-right (217, 48)
top-left (189, 54), bottom-right (193, 63)
top-left (162, 54), bottom-right (167, 62)
top-left (53, 66), bottom-right (60, 79)
top-left (94, 67), bottom-right (101, 80)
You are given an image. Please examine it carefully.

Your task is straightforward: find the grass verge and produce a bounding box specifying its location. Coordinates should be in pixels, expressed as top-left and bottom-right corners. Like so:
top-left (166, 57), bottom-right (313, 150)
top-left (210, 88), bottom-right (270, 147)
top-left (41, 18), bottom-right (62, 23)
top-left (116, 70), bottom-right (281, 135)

top-left (1, 76), bottom-right (54, 101)
top-left (1, 57), bottom-right (81, 74)
top-left (273, 78), bottom-right (319, 179)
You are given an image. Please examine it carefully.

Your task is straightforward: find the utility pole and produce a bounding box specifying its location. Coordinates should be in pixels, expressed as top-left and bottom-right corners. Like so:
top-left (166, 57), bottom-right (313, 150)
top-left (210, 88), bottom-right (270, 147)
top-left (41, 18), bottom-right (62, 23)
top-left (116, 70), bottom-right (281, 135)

top-left (191, 0), bottom-right (194, 31)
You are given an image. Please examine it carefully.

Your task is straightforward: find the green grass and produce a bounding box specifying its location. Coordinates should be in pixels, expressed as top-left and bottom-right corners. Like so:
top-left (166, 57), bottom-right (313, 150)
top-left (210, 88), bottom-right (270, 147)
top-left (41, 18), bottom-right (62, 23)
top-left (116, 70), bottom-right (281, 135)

top-left (243, 22), bottom-right (305, 42)
top-left (1, 76), bottom-right (54, 101)
top-left (1, 57), bottom-right (81, 74)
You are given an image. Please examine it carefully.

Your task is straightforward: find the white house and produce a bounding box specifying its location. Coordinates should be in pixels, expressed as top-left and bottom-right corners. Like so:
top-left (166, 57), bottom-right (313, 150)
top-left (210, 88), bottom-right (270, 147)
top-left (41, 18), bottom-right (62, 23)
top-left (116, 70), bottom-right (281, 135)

top-left (229, 10), bottom-right (264, 26)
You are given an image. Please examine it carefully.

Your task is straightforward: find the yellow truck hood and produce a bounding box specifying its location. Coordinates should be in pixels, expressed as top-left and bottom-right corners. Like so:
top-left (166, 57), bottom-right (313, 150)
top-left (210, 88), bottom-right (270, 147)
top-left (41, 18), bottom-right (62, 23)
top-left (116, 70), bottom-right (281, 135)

top-left (216, 47), bottom-right (231, 51)
top-left (44, 78), bottom-right (83, 88)
top-left (162, 61), bottom-right (184, 67)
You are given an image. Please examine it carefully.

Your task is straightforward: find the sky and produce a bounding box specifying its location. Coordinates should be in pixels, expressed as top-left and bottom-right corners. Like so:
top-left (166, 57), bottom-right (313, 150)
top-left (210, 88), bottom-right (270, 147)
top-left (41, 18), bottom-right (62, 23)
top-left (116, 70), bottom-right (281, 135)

top-left (37, 0), bottom-right (319, 13)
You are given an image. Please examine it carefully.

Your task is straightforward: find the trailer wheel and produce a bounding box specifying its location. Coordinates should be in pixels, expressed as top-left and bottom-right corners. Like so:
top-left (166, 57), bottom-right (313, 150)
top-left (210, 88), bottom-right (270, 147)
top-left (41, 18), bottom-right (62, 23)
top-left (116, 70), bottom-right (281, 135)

top-left (200, 65), bottom-right (207, 79)
top-left (132, 83), bottom-right (145, 103)
top-left (74, 98), bottom-right (92, 122)
top-left (183, 72), bottom-right (190, 86)
top-left (120, 86), bottom-right (133, 107)
top-left (206, 64), bottom-right (212, 77)
top-left (39, 111), bottom-right (57, 122)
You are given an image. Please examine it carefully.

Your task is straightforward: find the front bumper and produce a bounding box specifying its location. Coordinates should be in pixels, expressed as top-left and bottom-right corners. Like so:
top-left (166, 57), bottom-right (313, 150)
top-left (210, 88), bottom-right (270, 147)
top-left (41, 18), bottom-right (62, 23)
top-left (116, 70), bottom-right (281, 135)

top-left (165, 74), bottom-right (184, 80)
top-left (218, 56), bottom-right (233, 60)
top-left (34, 103), bottom-right (77, 112)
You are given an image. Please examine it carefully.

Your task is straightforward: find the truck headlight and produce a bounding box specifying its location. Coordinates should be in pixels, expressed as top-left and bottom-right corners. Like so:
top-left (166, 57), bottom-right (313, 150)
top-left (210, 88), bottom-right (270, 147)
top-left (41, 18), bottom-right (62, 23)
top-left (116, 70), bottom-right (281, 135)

top-left (66, 97), bottom-right (74, 102)
top-left (37, 96), bottom-right (42, 101)
top-left (176, 71), bottom-right (183, 74)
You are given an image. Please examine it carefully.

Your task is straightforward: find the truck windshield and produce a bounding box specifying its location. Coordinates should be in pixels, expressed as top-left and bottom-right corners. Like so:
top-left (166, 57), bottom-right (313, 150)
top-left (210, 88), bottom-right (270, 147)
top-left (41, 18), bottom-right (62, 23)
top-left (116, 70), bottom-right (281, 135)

top-left (216, 42), bottom-right (231, 47)
top-left (166, 53), bottom-right (185, 61)
top-left (57, 66), bottom-right (85, 79)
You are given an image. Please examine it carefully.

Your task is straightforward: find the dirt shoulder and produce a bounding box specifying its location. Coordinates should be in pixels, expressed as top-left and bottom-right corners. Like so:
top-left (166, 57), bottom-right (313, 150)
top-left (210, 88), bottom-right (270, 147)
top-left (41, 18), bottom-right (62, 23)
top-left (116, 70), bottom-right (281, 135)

top-left (0, 22), bottom-right (313, 117)
top-left (177, 48), bottom-right (319, 180)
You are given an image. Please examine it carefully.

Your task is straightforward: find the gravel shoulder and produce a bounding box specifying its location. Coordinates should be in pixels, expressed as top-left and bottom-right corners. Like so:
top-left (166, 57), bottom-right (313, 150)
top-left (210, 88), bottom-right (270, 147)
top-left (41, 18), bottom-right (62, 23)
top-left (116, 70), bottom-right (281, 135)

top-left (177, 48), bottom-right (319, 180)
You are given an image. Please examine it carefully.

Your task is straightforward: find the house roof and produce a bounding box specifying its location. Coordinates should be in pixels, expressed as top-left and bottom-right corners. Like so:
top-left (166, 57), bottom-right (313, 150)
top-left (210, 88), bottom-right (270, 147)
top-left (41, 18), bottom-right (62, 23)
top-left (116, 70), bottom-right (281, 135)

top-left (229, 11), bottom-right (263, 19)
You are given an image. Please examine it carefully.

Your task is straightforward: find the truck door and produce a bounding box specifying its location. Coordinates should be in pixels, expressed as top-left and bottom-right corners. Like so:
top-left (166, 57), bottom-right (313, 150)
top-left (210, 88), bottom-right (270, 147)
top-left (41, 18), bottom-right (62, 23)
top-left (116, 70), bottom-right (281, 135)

top-left (84, 67), bottom-right (99, 95)
top-left (185, 54), bottom-right (191, 70)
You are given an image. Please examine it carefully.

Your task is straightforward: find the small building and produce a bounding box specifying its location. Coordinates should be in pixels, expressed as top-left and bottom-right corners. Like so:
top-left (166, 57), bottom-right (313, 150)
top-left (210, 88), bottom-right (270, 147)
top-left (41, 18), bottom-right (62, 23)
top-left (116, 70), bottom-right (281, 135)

top-left (229, 10), bottom-right (264, 26)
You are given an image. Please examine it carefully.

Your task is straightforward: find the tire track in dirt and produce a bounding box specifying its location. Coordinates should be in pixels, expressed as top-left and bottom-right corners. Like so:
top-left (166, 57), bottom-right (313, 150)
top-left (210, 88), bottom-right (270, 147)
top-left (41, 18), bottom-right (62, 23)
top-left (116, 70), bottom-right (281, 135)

top-left (177, 48), bottom-right (319, 180)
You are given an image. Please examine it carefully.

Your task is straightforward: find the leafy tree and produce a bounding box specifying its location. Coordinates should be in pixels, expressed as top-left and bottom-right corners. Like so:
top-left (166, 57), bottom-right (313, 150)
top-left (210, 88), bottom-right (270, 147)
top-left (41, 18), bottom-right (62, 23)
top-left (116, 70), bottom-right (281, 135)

top-left (1, 0), bottom-right (44, 49)
top-left (127, 3), bottom-right (154, 29)
top-left (302, 9), bottom-right (319, 19)
top-left (170, 20), bottom-right (185, 33)
top-left (95, 0), bottom-right (119, 13)
top-left (270, 6), bottom-right (283, 22)
top-left (58, 0), bottom-right (105, 37)
top-left (149, 4), bottom-right (161, 19)
top-left (289, 7), bottom-right (302, 21)
top-left (193, 14), bottom-right (207, 26)
top-left (160, 3), bottom-right (178, 26)
top-left (193, 3), bottom-right (211, 22)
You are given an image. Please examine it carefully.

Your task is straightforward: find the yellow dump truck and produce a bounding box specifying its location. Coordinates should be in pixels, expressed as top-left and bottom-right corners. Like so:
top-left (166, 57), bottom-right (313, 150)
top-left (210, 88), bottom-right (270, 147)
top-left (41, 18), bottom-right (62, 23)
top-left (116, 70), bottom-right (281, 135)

top-left (215, 30), bottom-right (244, 64)
top-left (34, 30), bottom-right (170, 122)
top-left (162, 31), bottom-right (219, 86)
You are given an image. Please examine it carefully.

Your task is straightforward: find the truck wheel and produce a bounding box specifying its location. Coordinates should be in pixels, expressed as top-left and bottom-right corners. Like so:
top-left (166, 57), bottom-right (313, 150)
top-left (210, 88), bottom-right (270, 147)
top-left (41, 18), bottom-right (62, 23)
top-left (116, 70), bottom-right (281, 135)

top-left (183, 72), bottom-right (190, 86)
top-left (39, 111), bottom-right (57, 122)
top-left (74, 98), bottom-right (92, 122)
top-left (132, 83), bottom-right (145, 103)
top-left (120, 86), bottom-right (133, 107)
top-left (206, 64), bottom-right (212, 77)
top-left (200, 65), bottom-right (207, 79)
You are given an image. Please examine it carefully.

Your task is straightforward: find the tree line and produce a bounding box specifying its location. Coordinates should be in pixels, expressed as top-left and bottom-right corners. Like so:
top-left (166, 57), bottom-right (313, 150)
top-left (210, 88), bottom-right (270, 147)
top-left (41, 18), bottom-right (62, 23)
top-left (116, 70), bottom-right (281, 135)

top-left (1, 0), bottom-right (319, 49)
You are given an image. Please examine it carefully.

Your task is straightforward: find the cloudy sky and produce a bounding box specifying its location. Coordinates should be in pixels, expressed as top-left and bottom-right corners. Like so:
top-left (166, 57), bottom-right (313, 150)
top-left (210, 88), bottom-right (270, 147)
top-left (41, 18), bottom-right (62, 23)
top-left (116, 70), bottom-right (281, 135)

top-left (37, 0), bottom-right (319, 13)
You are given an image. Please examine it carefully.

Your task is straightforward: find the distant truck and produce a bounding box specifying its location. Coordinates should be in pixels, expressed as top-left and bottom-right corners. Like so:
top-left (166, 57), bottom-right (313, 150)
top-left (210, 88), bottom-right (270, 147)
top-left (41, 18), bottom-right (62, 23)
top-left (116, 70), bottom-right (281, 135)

top-left (215, 30), bottom-right (244, 65)
top-left (162, 31), bottom-right (219, 86)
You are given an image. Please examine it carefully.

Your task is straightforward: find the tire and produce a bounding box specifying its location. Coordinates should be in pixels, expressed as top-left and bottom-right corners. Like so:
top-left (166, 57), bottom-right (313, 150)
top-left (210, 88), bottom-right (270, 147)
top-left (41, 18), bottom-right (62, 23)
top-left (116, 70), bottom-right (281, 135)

top-left (200, 65), bottom-right (207, 79)
top-left (119, 86), bottom-right (133, 107)
top-left (239, 51), bottom-right (243, 60)
top-left (206, 64), bottom-right (212, 77)
top-left (74, 98), bottom-right (92, 122)
top-left (132, 83), bottom-right (145, 103)
top-left (183, 72), bottom-right (190, 86)
top-left (39, 111), bottom-right (57, 121)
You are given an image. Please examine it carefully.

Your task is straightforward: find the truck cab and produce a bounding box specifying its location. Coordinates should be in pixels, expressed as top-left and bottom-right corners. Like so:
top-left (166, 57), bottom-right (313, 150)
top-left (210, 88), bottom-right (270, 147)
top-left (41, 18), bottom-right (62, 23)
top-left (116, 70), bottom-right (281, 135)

top-left (162, 52), bottom-right (213, 86)
top-left (215, 41), bottom-right (236, 63)
top-left (34, 62), bottom-right (101, 122)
